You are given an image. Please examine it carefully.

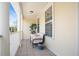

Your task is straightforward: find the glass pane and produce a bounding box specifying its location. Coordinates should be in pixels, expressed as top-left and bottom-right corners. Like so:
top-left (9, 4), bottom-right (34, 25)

top-left (45, 22), bottom-right (52, 37)
top-left (9, 3), bottom-right (17, 32)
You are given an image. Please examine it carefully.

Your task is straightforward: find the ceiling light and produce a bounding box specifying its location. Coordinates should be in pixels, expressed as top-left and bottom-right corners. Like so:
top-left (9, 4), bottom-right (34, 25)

top-left (29, 11), bottom-right (34, 14)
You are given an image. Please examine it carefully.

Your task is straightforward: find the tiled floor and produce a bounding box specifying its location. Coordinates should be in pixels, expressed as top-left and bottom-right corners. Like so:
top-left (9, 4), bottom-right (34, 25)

top-left (15, 39), bottom-right (56, 56)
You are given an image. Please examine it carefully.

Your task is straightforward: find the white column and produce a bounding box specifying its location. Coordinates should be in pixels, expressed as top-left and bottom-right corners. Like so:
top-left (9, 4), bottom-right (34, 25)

top-left (0, 2), bottom-right (10, 56)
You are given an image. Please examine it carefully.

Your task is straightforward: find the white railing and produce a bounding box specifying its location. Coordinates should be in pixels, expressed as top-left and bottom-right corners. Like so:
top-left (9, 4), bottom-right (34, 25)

top-left (10, 31), bottom-right (22, 56)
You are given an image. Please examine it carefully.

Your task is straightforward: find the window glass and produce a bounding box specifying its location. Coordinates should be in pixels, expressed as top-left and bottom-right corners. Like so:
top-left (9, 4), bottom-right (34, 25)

top-left (9, 3), bottom-right (17, 32)
top-left (45, 6), bottom-right (52, 37)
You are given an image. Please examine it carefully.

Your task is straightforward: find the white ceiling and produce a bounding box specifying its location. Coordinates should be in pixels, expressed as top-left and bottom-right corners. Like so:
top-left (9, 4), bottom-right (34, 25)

top-left (21, 2), bottom-right (48, 20)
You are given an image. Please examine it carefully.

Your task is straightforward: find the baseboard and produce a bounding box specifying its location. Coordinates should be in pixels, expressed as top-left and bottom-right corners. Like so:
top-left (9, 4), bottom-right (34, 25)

top-left (46, 46), bottom-right (60, 56)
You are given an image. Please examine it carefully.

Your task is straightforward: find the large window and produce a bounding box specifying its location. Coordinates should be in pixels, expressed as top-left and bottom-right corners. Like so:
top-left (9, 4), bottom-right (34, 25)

top-left (45, 6), bottom-right (52, 37)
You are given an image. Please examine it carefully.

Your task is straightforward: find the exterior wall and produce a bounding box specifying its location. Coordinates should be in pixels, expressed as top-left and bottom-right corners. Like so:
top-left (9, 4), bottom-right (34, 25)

top-left (22, 19), bottom-right (31, 39)
top-left (39, 3), bottom-right (77, 56)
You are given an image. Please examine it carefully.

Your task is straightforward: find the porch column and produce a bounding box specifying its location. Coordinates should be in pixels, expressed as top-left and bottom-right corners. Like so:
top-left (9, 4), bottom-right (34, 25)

top-left (0, 2), bottom-right (10, 56)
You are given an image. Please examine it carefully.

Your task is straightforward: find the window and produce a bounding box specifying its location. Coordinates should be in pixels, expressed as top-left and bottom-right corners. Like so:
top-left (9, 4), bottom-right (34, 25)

top-left (45, 6), bottom-right (52, 37)
top-left (9, 3), bottom-right (17, 32)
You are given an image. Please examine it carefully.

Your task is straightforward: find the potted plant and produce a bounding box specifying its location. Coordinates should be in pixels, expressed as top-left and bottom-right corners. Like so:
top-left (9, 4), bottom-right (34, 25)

top-left (30, 24), bottom-right (37, 34)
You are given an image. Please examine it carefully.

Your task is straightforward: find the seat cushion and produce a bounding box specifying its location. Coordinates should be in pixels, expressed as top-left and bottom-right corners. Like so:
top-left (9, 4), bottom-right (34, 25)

top-left (31, 33), bottom-right (43, 40)
top-left (33, 39), bottom-right (43, 43)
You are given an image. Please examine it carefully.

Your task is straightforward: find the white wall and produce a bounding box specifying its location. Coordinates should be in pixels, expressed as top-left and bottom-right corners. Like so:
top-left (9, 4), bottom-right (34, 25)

top-left (10, 2), bottom-right (23, 56)
top-left (22, 20), bottom-right (31, 39)
top-left (39, 3), bottom-right (78, 56)
top-left (77, 3), bottom-right (79, 56)
top-left (0, 2), bottom-right (10, 56)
